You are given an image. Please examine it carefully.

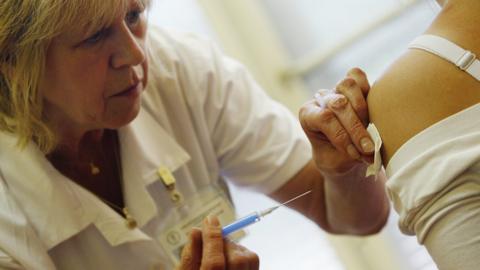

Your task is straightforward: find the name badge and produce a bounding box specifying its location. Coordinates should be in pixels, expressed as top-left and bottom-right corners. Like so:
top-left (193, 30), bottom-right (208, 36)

top-left (157, 188), bottom-right (245, 265)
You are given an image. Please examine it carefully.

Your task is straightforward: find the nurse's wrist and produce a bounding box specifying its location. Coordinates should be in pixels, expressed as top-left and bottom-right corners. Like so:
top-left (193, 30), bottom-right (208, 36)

top-left (320, 162), bottom-right (372, 183)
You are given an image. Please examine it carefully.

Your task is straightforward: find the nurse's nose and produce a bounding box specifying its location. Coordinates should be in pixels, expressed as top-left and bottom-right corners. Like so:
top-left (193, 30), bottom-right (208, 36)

top-left (110, 23), bottom-right (146, 69)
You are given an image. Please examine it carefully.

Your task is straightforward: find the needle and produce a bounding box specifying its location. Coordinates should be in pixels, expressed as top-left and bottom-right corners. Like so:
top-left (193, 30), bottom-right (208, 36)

top-left (260, 189), bottom-right (312, 216)
top-left (222, 189), bottom-right (313, 236)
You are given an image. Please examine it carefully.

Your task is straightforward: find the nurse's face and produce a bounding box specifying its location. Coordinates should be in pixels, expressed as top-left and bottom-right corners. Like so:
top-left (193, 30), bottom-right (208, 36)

top-left (40, 0), bottom-right (149, 135)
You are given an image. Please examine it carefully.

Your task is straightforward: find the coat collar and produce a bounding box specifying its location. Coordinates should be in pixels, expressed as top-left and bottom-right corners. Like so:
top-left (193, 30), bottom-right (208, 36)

top-left (119, 107), bottom-right (191, 226)
top-left (0, 108), bottom-right (190, 249)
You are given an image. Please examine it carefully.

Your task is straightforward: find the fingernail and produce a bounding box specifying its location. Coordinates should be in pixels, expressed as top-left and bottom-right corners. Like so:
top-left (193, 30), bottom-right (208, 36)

top-left (330, 95), bottom-right (347, 109)
top-left (190, 227), bottom-right (201, 238)
top-left (347, 144), bottom-right (360, 160)
top-left (207, 215), bottom-right (219, 226)
top-left (338, 77), bottom-right (355, 89)
top-left (203, 216), bottom-right (209, 226)
top-left (316, 89), bottom-right (332, 96)
top-left (360, 137), bottom-right (374, 153)
top-left (314, 93), bottom-right (324, 107)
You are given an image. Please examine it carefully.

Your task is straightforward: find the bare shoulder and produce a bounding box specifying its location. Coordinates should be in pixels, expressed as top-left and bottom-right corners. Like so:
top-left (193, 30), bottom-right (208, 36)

top-left (368, 1), bottom-right (480, 164)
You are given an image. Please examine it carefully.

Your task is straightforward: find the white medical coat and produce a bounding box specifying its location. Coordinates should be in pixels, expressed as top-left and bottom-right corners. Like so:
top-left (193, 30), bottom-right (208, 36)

top-left (0, 27), bottom-right (311, 269)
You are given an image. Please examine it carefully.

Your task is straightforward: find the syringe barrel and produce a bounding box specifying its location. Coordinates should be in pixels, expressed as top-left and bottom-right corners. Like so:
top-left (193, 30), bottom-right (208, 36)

top-left (222, 212), bottom-right (260, 237)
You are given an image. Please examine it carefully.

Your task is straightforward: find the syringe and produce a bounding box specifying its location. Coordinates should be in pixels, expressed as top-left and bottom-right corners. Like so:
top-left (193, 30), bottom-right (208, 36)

top-left (221, 190), bottom-right (312, 237)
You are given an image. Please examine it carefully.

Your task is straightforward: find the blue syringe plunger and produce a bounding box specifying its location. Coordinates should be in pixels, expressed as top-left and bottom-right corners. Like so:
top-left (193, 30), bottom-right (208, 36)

top-left (221, 206), bottom-right (278, 236)
top-left (221, 212), bottom-right (261, 236)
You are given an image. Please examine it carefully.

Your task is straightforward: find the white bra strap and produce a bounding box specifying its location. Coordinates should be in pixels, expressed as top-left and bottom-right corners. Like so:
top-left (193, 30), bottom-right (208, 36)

top-left (409, 35), bottom-right (480, 82)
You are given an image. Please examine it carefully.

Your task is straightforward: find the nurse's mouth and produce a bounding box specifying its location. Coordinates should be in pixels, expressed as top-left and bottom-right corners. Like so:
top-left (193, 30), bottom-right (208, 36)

top-left (112, 82), bottom-right (142, 98)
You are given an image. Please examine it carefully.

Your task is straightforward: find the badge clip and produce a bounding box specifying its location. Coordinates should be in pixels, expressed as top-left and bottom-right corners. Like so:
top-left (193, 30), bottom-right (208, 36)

top-left (158, 167), bottom-right (184, 204)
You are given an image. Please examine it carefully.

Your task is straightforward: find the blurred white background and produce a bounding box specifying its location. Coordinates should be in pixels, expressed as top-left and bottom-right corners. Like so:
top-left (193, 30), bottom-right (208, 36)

top-left (149, 1), bottom-right (440, 269)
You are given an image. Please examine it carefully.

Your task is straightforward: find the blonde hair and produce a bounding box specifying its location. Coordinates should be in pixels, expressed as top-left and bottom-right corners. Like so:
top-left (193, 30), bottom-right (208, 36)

top-left (0, 0), bottom-right (149, 153)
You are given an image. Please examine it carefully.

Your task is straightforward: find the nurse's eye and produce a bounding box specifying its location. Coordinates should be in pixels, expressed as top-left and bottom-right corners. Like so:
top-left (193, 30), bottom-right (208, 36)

top-left (125, 8), bottom-right (143, 28)
top-left (84, 28), bottom-right (109, 45)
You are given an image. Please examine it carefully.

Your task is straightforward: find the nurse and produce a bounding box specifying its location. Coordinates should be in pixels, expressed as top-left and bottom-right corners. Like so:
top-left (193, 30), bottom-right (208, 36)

top-left (0, 0), bottom-right (388, 269)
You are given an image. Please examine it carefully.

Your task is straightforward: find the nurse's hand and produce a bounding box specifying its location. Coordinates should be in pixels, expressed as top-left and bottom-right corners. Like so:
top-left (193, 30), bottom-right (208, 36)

top-left (299, 67), bottom-right (374, 175)
top-left (177, 216), bottom-right (259, 270)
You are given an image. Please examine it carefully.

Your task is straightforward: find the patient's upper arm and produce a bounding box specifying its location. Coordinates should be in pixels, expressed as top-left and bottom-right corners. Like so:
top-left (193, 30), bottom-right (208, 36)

top-left (367, 49), bottom-right (480, 165)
